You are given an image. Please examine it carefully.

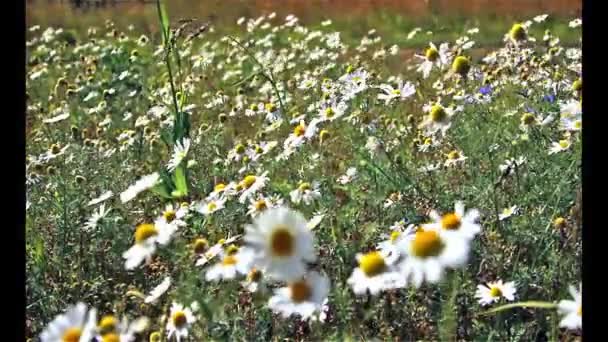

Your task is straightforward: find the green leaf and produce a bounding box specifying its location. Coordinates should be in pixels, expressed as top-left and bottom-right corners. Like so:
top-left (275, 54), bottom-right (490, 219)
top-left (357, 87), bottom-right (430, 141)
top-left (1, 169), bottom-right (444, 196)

top-left (156, 0), bottom-right (171, 46)
top-left (172, 165), bottom-right (188, 198)
top-left (480, 301), bottom-right (557, 316)
top-left (150, 184), bottom-right (173, 199)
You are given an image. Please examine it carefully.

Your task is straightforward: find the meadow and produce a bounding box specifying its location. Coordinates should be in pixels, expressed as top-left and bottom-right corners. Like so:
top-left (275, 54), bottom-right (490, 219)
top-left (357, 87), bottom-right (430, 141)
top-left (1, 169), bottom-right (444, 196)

top-left (26, 1), bottom-right (582, 341)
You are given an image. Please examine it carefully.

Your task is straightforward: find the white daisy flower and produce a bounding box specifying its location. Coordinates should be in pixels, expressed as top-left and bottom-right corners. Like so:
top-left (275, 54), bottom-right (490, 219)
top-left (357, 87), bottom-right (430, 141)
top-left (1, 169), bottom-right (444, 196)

top-left (122, 222), bottom-right (176, 270)
top-left (560, 117), bottom-right (582, 132)
top-left (560, 100), bottom-right (582, 120)
top-left (289, 182), bottom-right (321, 205)
top-left (444, 150), bottom-right (467, 167)
top-left (238, 172), bottom-right (269, 203)
top-left (318, 98), bottom-right (348, 122)
top-left (396, 227), bottom-right (470, 287)
top-left (283, 119), bottom-right (320, 150)
top-left (415, 42), bottom-right (451, 78)
top-left (423, 201), bottom-right (481, 241)
top-left (498, 205), bottom-right (519, 221)
top-left (347, 251), bottom-right (405, 295)
top-left (144, 276), bottom-right (172, 304)
top-left (534, 14), bottom-right (549, 23)
top-left (418, 103), bottom-right (455, 135)
top-left (40, 303), bottom-right (97, 342)
top-left (569, 19), bottom-right (582, 28)
top-left (337, 167), bottom-right (357, 185)
top-left (557, 284), bottom-right (582, 330)
top-left (241, 268), bottom-right (268, 294)
top-left (166, 302), bottom-right (197, 342)
top-left (87, 191), bottom-right (113, 206)
top-left (548, 139), bottom-right (572, 155)
top-left (196, 196), bottom-right (226, 216)
top-left (158, 203), bottom-right (188, 227)
top-left (227, 143), bottom-right (248, 163)
top-left (499, 156), bottom-right (527, 175)
top-left (96, 315), bottom-right (149, 342)
top-left (376, 80), bottom-right (416, 105)
top-left (246, 195), bottom-right (283, 218)
top-left (195, 235), bottom-right (242, 267)
top-left (120, 172), bottom-right (160, 203)
top-left (205, 246), bottom-right (254, 281)
top-left (167, 138), bottom-right (191, 172)
top-left (83, 203), bottom-right (111, 231)
top-left (268, 271), bottom-right (330, 320)
top-left (244, 207), bottom-right (316, 281)
top-left (475, 280), bottom-right (517, 306)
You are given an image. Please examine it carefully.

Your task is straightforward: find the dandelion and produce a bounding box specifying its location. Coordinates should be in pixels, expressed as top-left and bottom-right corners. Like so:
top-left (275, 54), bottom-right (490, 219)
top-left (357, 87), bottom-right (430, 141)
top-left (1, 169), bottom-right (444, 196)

top-left (120, 172), bottom-right (160, 203)
top-left (397, 227), bottom-right (470, 287)
top-left (167, 138), bottom-right (191, 172)
top-left (498, 205), bottom-right (519, 221)
top-left (40, 303), bottom-right (97, 342)
top-left (144, 276), bottom-right (172, 304)
top-left (268, 271), bottom-right (330, 320)
top-left (166, 302), bottom-right (197, 342)
top-left (244, 207), bottom-right (316, 281)
top-left (376, 80), bottom-right (416, 105)
top-left (290, 181), bottom-right (321, 205)
top-left (475, 280), bottom-right (517, 306)
top-left (347, 250), bottom-right (405, 295)
top-left (557, 284), bottom-right (582, 330)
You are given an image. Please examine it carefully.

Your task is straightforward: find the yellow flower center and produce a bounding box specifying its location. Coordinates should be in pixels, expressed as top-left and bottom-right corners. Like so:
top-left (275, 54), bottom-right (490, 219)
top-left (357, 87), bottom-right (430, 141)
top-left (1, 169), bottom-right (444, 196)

top-left (426, 47), bottom-right (439, 62)
top-left (222, 255), bottom-right (238, 266)
top-left (248, 268), bottom-right (262, 282)
top-left (553, 217), bottom-right (566, 229)
top-left (390, 231), bottom-right (401, 242)
top-left (423, 138), bottom-right (432, 145)
top-left (270, 226), bottom-right (295, 257)
top-left (489, 286), bottom-right (503, 298)
top-left (265, 103), bottom-right (277, 112)
top-left (207, 202), bottom-right (218, 212)
top-left (62, 327), bottom-right (82, 342)
top-left (298, 182), bottom-right (311, 192)
top-left (214, 183), bottom-right (226, 192)
top-left (410, 230), bottom-right (445, 258)
top-left (235, 144), bottom-right (246, 154)
top-left (172, 311), bottom-right (188, 328)
top-left (149, 331), bottom-right (161, 342)
top-left (294, 123), bottom-right (306, 137)
top-left (359, 251), bottom-right (387, 277)
top-left (255, 145), bottom-right (264, 154)
top-left (521, 113), bottom-right (536, 125)
top-left (163, 210), bottom-right (176, 223)
top-left (574, 120), bottom-right (582, 129)
top-left (135, 224), bottom-right (158, 244)
top-left (510, 23), bottom-right (527, 41)
top-left (193, 238), bottom-right (209, 254)
top-left (242, 175), bottom-right (257, 189)
top-left (558, 140), bottom-right (570, 149)
top-left (430, 105), bottom-right (447, 122)
top-left (452, 56), bottom-right (471, 75)
top-left (289, 280), bottom-right (312, 303)
top-left (250, 103), bottom-right (259, 111)
top-left (254, 199), bottom-right (267, 211)
top-left (102, 333), bottom-right (120, 342)
top-left (441, 213), bottom-right (462, 230)
top-left (225, 244), bottom-right (239, 255)
top-left (577, 306), bottom-right (582, 316)
top-left (391, 89), bottom-right (401, 95)
top-left (324, 108), bottom-right (335, 118)
top-left (50, 144), bottom-right (61, 155)
top-left (99, 315), bottom-right (117, 334)
top-left (447, 151), bottom-right (460, 160)
top-left (572, 79), bottom-right (582, 92)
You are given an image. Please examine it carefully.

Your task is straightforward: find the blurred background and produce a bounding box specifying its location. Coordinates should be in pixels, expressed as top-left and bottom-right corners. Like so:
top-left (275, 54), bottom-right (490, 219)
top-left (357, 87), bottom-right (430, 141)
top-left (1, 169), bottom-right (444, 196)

top-left (26, 0), bottom-right (581, 48)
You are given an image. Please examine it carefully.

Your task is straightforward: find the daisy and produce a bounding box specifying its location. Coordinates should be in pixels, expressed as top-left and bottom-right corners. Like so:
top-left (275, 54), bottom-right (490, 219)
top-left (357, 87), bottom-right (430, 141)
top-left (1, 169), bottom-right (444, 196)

top-left (227, 143), bottom-right (248, 163)
top-left (238, 171), bottom-right (269, 203)
top-left (166, 302), bottom-right (197, 342)
top-left (96, 315), bottom-right (149, 342)
top-left (241, 267), bottom-right (268, 293)
top-left (548, 139), bottom-right (572, 154)
top-left (290, 181), bottom-right (321, 205)
top-left (475, 280), bottom-right (517, 306)
top-left (337, 167), bottom-right (357, 185)
top-left (499, 156), bottom-right (527, 175)
top-left (205, 246), bottom-right (254, 281)
top-left (87, 191), bottom-right (113, 206)
top-left (560, 100), bottom-right (582, 120)
top-left (122, 222), bottom-right (176, 270)
top-left (158, 203), bottom-right (188, 227)
top-left (120, 172), bottom-right (160, 203)
top-left (569, 18), bottom-right (582, 28)
top-left (167, 138), bottom-right (191, 172)
top-left (423, 201), bottom-right (481, 240)
top-left (195, 196), bottom-right (226, 216)
top-left (268, 271), bottom-right (330, 320)
top-left (244, 207), bottom-right (316, 281)
top-left (519, 112), bottom-right (539, 131)
top-left (396, 226), bottom-right (470, 287)
top-left (318, 98), bottom-right (348, 122)
top-left (340, 68), bottom-right (369, 99)
top-left (246, 194), bottom-right (283, 218)
top-left (347, 251), bottom-right (405, 295)
top-left (557, 284), bottom-right (582, 330)
top-left (83, 203), bottom-right (111, 231)
top-left (283, 119), bottom-right (320, 150)
top-left (444, 150), bottom-right (467, 167)
top-left (376, 80), bottom-right (416, 105)
top-left (415, 42), bottom-right (451, 78)
top-left (40, 303), bottom-right (97, 342)
top-left (264, 102), bottom-right (282, 122)
top-left (195, 235), bottom-right (242, 267)
top-left (246, 141), bottom-right (278, 162)
top-left (498, 205), bottom-right (519, 221)
top-left (560, 117), bottom-right (582, 132)
top-left (144, 276), bottom-right (172, 304)
top-left (418, 103), bottom-right (455, 135)
top-left (376, 223), bottom-right (415, 264)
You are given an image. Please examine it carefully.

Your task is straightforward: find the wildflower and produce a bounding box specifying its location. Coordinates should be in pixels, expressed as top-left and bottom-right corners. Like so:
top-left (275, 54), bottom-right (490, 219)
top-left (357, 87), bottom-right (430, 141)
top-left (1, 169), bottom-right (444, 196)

top-left (247, 194), bottom-right (283, 218)
top-left (376, 80), bottom-right (416, 105)
top-left (205, 246), bottom-right (254, 281)
top-left (475, 280), bottom-right (517, 306)
top-left (244, 207), bottom-right (316, 281)
top-left (241, 268), bottom-right (267, 293)
top-left (557, 284), bottom-right (582, 330)
top-left (337, 167), bottom-right (358, 185)
top-left (509, 23), bottom-right (527, 42)
top-left (238, 171), bottom-right (269, 203)
top-left (195, 196), bottom-right (226, 216)
top-left (415, 42), bottom-right (450, 78)
top-left (290, 181), bottom-right (321, 205)
top-left (347, 251), bottom-right (405, 295)
top-left (498, 205), bottom-right (519, 221)
top-left (452, 56), bottom-right (471, 76)
top-left (227, 143), bottom-right (248, 162)
top-left (548, 139), bottom-right (572, 154)
top-left (397, 227), bottom-right (470, 287)
top-left (83, 203), bottom-right (111, 231)
top-left (318, 99), bottom-right (348, 122)
top-left (144, 276), bottom-right (172, 304)
top-left (167, 138), bottom-right (191, 172)
top-left (419, 103), bottom-right (455, 135)
top-left (122, 223), bottom-right (175, 270)
top-left (120, 173), bottom-right (160, 203)
top-left (423, 201), bottom-right (481, 240)
top-left (444, 150), bottom-right (467, 167)
top-left (569, 19), bottom-right (582, 28)
top-left (553, 217), bottom-right (567, 229)
top-left (96, 315), bottom-right (149, 342)
top-left (40, 303), bottom-right (97, 342)
top-left (268, 271), bottom-right (330, 320)
top-left (519, 112), bottom-right (538, 130)
top-left (166, 302), bottom-right (197, 342)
